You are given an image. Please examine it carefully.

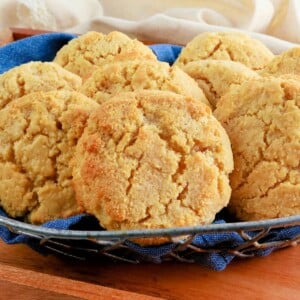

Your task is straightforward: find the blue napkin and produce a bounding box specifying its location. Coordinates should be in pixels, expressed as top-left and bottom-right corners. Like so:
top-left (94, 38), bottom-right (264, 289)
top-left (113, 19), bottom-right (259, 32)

top-left (0, 33), bottom-right (299, 271)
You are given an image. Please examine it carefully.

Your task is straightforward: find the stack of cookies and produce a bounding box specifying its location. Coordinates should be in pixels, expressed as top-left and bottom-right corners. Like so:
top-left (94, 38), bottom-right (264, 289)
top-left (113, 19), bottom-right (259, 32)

top-left (0, 30), bottom-right (299, 243)
top-left (0, 62), bottom-right (99, 223)
top-left (173, 31), bottom-right (299, 221)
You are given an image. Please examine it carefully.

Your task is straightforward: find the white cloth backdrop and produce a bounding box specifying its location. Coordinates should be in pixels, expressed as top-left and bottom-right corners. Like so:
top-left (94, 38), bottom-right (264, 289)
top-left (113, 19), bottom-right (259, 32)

top-left (0, 0), bottom-right (299, 53)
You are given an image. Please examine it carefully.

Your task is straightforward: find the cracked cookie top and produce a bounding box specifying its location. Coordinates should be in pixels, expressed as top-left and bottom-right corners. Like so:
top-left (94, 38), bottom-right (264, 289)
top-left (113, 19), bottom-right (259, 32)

top-left (53, 31), bottom-right (157, 80)
top-left (72, 91), bottom-right (233, 243)
top-left (180, 60), bottom-right (259, 109)
top-left (80, 60), bottom-right (210, 107)
top-left (214, 77), bottom-right (300, 221)
top-left (260, 47), bottom-right (300, 77)
top-left (0, 91), bottom-right (99, 224)
top-left (174, 32), bottom-right (274, 70)
top-left (0, 61), bottom-right (82, 110)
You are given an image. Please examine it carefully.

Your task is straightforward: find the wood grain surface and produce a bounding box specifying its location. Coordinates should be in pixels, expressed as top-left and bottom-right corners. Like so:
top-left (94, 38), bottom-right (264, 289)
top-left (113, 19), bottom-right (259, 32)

top-left (0, 260), bottom-right (161, 300)
top-left (0, 241), bottom-right (299, 300)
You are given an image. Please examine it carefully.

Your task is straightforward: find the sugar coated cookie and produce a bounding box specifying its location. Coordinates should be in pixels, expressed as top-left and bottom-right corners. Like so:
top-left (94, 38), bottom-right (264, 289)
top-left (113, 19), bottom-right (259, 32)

top-left (214, 77), bottom-right (300, 220)
top-left (181, 60), bottom-right (259, 108)
top-left (80, 60), bottom-right (210, 106)
top-left (0, 91), bottom-right (99, 223)
top-left (54, 31), bottom-right (157, 80)
top-left (260, 47), bottom-right (300, 77)
top-left (72, 91), bottom-right (233, 243)
top-left (0, 61), bottom-right (82, 110)
top-left (174, 32), bottom-right (274, 70)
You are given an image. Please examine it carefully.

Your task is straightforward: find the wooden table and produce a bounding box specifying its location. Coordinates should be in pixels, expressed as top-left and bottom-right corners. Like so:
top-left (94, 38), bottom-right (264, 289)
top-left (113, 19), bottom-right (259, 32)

top-left (0, 240), bottom-right (299, 299)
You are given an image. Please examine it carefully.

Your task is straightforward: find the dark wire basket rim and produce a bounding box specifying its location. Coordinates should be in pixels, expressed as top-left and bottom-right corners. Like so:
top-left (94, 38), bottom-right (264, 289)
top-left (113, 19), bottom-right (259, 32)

top-left (1, 214), bottom-right (300, 240)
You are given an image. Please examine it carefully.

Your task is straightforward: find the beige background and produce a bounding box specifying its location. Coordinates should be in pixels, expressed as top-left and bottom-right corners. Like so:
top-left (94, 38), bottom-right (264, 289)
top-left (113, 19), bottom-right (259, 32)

top-left (0, 0), bottom-right (298, 52)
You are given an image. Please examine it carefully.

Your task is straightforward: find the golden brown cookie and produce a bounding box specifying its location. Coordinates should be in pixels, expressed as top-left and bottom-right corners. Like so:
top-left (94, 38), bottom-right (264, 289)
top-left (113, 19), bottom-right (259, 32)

top-left (174, 32), bottom-right (274, 70)
top-left (72, 91), bottom-right (233, 243)
top-left (0, 61), bottom-right (82, 110)
top-left (80, 60), bottom-right (210, 107)
top-left (214, 77), bottom-right (300, 221)
top-left (53, 31), bottom-right (157, 80)
top-left (0, 91), bottom-right (99, 224)
top-left (260, 47), bottom-right (300, 76)
top-left (278, 74), bottom-right (300, 82)
top-left (180, 60), bottom-right (259, 108)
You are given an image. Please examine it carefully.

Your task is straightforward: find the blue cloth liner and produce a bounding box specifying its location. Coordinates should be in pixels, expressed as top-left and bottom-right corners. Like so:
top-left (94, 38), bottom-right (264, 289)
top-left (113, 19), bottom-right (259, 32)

top-left (149, 44), bottom-right (182, 64)
top-left (0, 33), bottom-right (299, 271)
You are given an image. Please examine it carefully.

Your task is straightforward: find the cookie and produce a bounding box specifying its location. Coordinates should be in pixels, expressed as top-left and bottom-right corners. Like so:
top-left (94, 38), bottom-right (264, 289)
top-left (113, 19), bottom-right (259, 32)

top-left (0, 61), bottom-right (82, 110)
top-left (72, 91), bottom-right (233, 243)
top-left (174, 32), bottom-right (274, 70)
top-left (54, 31), bottom-right (157, 80)
top-left (260, 47), bottom-right (300, 76)
top-left (80, 60), bottom-right (210, 107)
top-left (0, 91), bottom-right (99, 224)
top-left (181, 60), bottom-right (259, 108)
top-left (214, 77), bottom-right (300, 221)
